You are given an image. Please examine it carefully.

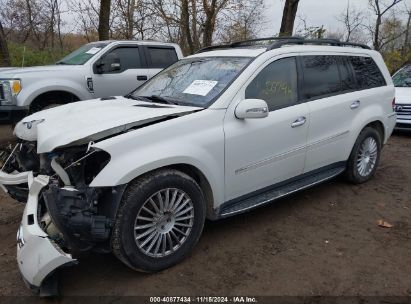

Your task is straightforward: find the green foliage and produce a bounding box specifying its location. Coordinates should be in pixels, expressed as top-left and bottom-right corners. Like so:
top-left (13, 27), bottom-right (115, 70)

top-left (382, 50), bottom-right (411, 74)
top-left (7, 42), bottom-right (69, 67)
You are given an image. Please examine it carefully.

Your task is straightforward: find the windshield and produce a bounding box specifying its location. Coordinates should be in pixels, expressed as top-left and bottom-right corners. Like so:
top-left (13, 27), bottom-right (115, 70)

top-left (56, 42), bottom-right (109, 65)
top-left (131, 57), bottom-right (251, 107)
top-left (393, 66), bottom-right (411, 87)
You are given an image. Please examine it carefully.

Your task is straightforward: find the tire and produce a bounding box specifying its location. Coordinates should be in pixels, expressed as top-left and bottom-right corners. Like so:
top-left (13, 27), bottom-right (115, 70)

top-left (345, 127), bottom-right (382, 184)
top-left (29, 101), bottom-right (62, 114)
top-left (112, 169), bottom-right (206, 272)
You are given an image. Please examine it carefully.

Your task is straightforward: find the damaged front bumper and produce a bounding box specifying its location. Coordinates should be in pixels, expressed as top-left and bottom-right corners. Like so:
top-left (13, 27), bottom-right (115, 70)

top-left (17, 174), bottom-right (76, 293)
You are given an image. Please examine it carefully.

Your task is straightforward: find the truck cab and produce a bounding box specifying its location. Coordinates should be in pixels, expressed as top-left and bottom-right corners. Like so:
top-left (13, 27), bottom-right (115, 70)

top-left (0, 40), bottom-right (183, 122)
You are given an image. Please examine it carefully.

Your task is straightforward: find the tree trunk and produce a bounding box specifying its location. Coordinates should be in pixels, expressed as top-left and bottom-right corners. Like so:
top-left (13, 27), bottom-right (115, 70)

top-left (181, 0), bottom-right (194, 53)
top-left (374, 15), bottom-right (382, 50)
top-left (0, 20), bottom-right (11, 67)
top-left (98, 0), bottom-right (112, 41)
top-left (402, 11), bottom-right (411, 57)
top-left (279, 0), bottom-right (300, 37)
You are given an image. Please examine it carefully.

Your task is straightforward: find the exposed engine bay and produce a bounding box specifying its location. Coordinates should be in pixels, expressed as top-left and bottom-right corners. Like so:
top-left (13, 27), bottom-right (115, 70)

top-left (1, 141), bottom-right (125, 254)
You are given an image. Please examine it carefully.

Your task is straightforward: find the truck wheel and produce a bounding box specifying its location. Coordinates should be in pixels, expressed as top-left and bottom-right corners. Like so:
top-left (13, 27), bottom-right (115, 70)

top-left (345, 127), bottom-right (382, 184)
top-left (112, 169), bottom-right (206, 272)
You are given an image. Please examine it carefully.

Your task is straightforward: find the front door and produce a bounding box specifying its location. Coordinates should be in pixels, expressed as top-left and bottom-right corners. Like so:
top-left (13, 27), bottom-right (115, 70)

top-left (224, 56), bottom-right (309, 202)
top-left (93, 46), bottom-right (149, 98)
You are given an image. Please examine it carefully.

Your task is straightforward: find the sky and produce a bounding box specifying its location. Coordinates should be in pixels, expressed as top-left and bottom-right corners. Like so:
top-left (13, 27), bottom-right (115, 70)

top-left (262, 0), bottom-right (411, 37)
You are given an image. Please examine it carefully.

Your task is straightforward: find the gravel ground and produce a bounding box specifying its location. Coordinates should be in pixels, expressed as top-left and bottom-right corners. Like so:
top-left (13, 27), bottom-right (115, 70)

top-left (0, 127), bottom-right (410, 299)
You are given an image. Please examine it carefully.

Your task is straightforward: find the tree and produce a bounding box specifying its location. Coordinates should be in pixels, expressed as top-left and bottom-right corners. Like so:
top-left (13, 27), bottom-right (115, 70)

top-left (0, 19), bottom-right (10, 67)
top-left (98, 0), bottom-right (112, 40)
top-left (279, 0), bottom-right (300, 37)
top-left (368, 0), bottom-right (403, 50)
top-left (338, 2), bottom-right (364, 42)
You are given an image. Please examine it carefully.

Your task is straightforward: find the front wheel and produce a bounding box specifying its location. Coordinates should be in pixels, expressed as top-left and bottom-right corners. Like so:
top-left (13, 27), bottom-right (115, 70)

top-left (112, 169), bottom-right (206, 272)
top-left (345, 127), bottom-right (382, 184)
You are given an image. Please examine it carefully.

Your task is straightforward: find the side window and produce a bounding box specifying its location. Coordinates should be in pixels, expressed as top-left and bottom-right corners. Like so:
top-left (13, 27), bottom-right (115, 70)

top-left (147, 47), bottom-right (178, 69)
top-left (102, 47), bottom-right (142, 73)
top-left (349, 56), bottom-right (386, 89)
top-left (245, 57), bottom-right (298, 111)
top-left (339, 57), bottom-right (357, 92)
top-left (301, 56), bottom-right (341, 99)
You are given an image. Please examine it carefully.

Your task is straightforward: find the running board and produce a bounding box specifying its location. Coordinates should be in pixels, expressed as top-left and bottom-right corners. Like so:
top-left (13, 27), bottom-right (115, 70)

top-left (219, 165), bottom-right (346, 218)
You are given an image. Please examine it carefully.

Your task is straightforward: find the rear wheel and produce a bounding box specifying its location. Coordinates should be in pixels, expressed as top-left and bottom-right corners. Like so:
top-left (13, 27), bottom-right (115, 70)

top-left (346, 127), bottom-right (382, 184)
top-left (112, 169), bottom-right (206, 272)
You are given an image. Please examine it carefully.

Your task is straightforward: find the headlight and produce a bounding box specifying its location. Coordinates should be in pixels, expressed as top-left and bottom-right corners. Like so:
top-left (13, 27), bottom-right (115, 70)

top-left (0, 79), bottom-right (21, 106)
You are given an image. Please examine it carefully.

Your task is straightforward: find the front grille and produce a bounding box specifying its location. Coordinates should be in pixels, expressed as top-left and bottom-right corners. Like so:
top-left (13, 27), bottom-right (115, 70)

top-left (0, 84), bottom-right (4, 101)
top-left (395, 104), bottom-right (411, 115)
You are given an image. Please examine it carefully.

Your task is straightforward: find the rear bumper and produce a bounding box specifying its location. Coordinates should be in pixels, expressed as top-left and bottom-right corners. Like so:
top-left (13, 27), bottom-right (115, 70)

top-left (16, 174), bottom-right (76, 290)
top-left (0, 105), bottom-right (28, 124)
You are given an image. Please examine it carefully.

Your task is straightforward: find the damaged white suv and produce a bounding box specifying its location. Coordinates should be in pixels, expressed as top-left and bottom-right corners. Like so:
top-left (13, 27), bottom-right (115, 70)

top-left (0, 38), bottom-right (396, 294)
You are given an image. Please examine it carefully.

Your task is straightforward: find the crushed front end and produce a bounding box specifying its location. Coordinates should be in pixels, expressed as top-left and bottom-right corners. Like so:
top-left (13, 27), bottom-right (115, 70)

top-left (5, 142), bottom-right (125, 295)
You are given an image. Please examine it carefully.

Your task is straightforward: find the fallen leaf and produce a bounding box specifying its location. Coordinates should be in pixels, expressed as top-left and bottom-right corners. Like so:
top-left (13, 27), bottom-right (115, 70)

top-left (377, 220), bottom-right (394, 228)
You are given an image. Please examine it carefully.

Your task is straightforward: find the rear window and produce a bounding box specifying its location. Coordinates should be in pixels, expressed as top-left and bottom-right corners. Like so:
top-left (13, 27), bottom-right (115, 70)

top-left (147, 47), bottom-right (178, 69)
top-left (301, 56), bottom-right (341, 99)
top-left (349, 56), bottom-right (386, 89)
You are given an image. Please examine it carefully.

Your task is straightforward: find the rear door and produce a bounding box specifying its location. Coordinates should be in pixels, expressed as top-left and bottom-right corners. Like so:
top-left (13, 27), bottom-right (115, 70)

top-left (144, 46), bottom-right (179, 79)
top-left (93, 46), bottom-right (149, 97)
top-left (301, 55), bottom-right (357, 173)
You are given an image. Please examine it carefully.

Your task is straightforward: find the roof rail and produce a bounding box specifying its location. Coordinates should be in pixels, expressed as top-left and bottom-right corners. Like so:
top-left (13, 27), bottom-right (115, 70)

top-left (195, 37), bottom-right (371, 53)
top-left (266, 38), bottom-right (371, 50)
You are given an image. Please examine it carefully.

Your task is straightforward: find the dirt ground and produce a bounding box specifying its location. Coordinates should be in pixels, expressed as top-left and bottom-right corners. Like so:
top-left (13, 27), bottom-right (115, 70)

top-left (0, 126), bottom-right (410, 298)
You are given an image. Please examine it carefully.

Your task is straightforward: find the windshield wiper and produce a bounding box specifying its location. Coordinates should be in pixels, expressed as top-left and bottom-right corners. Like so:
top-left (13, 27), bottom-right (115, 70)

top-left (142, 95), bottom-right (179, 105)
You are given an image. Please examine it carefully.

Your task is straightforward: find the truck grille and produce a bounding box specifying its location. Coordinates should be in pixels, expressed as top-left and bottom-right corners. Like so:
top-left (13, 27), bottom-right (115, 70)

top-left (395, 104), bottom-right (411, 116)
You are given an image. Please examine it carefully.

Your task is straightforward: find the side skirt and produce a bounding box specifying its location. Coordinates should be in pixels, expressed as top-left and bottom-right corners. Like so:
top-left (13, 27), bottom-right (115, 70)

top-left (217, 162), bottom-right (346, 218)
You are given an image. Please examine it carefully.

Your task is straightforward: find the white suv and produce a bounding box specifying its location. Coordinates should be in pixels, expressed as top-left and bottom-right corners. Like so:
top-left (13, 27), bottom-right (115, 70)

top-left (0, 38), bottom-right (396, 294)
top-left (392, 65), bottom-right (411, 130)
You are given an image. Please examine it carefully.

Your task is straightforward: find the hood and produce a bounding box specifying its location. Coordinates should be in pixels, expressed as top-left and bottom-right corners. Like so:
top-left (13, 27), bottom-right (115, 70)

top-left (395, 87), bottom-right (411, 105)
top-left (14, 97), bottom-right (202, 153)
top-left (0, 65), bottom-right (79, 78)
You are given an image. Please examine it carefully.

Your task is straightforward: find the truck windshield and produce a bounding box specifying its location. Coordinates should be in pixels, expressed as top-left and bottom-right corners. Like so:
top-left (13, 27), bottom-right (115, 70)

top-left (56, 42), bottom-right (109, 65)
top-left (131, 57), bottom-right (251, 107)
top-left (393, 66), bottom-right (411, 87)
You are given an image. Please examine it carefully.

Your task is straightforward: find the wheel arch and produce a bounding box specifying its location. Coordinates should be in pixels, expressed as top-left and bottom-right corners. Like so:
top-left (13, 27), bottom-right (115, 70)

top-left (29, 90), bottom-right (81, 113)
top-left (119, 163), bottom-right (217, 220)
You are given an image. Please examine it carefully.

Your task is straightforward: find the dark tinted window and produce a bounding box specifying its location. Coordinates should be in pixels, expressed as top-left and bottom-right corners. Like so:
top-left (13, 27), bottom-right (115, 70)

top-left (245, 57), bottom-right (298, 111)
top-left (349, 56), bottom-right (386, 89)
top-left (339, 57), bottom-right (357, 91)
top-left (147, 47), bottom-right (178, 68)
top-left (103, 47), bottom-right (142, 73)
top-left (301, 56), bottom-right (341, 99)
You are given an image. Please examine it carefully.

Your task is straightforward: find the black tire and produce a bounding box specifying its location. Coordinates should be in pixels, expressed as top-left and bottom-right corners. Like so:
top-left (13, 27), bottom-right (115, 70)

top-left (29, 101), bottom-right (62, 114)
top-left (112, 169), bottom-right (206, 272)
top-left (345, 127), bottom-right (382, 184)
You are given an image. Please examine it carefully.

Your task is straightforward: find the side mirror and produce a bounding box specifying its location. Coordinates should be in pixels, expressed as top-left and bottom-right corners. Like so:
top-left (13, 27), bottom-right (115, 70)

top-left (235, 99), bottom-right (269, 119)
top-left (95, 53), bottom-right (121, 74)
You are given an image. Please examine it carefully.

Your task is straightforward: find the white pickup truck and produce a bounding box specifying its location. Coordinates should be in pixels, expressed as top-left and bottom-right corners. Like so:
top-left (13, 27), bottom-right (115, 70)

top-left (0, 40), bottom-right (183, 123)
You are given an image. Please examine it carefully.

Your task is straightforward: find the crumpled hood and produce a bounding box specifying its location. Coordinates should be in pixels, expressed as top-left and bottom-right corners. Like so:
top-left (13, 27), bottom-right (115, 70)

top-left (14, 97), bottom-right (201, 153)
top-left (395, 87), bottom-right (411, 105)
top-left (0, 65), bottom-right (79, 78)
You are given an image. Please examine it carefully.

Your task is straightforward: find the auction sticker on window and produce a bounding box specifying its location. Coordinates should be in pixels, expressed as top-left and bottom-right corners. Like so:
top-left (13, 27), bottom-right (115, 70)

top-left (86, 47), bottom-right (102, 55)
top-left (183, 80), bottom-right (218, 96)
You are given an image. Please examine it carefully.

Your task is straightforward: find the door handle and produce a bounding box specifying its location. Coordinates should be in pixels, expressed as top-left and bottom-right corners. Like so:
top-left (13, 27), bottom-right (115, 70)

top-left (291, 116), bottom-right (306, 128)
top-left (137, 75), bottom-right (148, 81)
top-left (350, 100), bottom-right (361, 109)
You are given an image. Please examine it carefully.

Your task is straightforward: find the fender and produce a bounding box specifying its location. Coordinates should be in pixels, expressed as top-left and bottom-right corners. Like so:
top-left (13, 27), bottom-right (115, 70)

top-left (90, 109), bottom-right (226, 208)
top-left (17, 80), bottom-right (92, 107)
